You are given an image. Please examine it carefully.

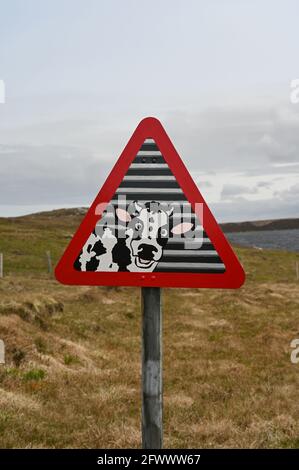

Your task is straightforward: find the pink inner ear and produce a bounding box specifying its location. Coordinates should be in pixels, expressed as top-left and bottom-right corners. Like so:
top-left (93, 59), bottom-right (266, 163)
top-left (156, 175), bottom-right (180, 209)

top-left (171, 222), bottom-right (193, 235)
top-left (116, 208), bottom-right (131, 222)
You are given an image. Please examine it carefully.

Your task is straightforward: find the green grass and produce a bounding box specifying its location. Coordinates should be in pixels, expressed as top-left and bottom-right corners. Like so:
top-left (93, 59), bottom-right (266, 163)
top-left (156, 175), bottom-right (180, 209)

top-left (63, 354), bottom-right (80, 365)
top-left (23, 368), bottom-right (46, 381)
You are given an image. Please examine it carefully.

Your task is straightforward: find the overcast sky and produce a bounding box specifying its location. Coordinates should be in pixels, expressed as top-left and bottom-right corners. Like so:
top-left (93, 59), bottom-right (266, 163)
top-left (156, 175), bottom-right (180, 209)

top-left (0, 0), bottom-right (299, 222)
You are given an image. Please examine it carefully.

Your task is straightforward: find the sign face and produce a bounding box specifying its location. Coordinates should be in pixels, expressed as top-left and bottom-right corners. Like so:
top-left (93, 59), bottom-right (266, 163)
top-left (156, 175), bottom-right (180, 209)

top-left (55, 117), bottom-right (245, 288)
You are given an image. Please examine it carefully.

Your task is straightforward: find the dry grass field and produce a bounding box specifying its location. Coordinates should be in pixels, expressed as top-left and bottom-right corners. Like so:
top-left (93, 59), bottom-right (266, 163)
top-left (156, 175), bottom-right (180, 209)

top-left (0, 209), bottom-right (299, 448)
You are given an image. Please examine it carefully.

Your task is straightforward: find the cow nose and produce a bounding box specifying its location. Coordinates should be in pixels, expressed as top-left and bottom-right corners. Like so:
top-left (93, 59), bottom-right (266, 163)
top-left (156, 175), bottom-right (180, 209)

top-left (138, 243), bottom-right (158, 260)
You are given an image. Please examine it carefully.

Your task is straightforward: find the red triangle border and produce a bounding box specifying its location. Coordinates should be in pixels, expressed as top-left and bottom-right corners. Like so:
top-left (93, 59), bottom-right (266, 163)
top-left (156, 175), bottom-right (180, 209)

top-left (55, 117), bottom-right (245, 288)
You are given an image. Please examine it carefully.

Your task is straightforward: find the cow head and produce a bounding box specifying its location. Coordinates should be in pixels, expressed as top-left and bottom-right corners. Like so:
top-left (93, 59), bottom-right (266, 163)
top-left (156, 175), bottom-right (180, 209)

top-left (116, 201), bottom-right (193, 272)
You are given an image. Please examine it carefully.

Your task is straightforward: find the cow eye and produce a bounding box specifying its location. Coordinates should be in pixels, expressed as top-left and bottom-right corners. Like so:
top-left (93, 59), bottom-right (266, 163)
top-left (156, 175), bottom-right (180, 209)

top-left (161, 228), bottom-right (168, 237)
top-left (135, 222), bottom-right (142, 231)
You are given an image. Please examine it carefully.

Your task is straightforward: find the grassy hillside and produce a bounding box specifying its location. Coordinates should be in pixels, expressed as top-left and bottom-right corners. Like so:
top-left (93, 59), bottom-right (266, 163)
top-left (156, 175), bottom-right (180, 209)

top-left (0, 209), bottom-right (299, 448)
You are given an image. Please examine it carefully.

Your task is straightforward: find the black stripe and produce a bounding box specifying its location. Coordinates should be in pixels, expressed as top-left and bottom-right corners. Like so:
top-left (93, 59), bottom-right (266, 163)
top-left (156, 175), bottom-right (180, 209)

top-left (166, 239), bottom-right (210, 248)
top-left (160, 255), bottom-right (223, 264)
top-left (127, 168), bottom-right (173, 176)
top-left (155, 266), bottom-right (225, 273)
top-left (109, 200), bottom-right (190, 206)
top-left (140, 143), bottom-right (159, 151)
top-left (133, 155), bottom-right (165, 164)
top-left (119, 180), bottom-right (180, 189)
top-left (112, 192), bottom-right (187, 201)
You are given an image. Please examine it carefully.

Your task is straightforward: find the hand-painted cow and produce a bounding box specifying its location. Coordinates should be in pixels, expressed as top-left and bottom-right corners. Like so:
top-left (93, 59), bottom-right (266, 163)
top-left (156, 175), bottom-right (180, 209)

top-left (74, 201), bottom-right (194, 272)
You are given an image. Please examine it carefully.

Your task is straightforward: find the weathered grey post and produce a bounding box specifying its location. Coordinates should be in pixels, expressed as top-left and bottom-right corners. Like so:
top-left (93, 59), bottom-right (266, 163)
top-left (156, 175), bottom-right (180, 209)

top-left (141, 287), bottom-right (162, 449)
top-left (0, 339), bottom-right (5, 364)
top-left (0, 253), bottom-right (3, 278)
top-left (46, 251), bottom-right (52, 274)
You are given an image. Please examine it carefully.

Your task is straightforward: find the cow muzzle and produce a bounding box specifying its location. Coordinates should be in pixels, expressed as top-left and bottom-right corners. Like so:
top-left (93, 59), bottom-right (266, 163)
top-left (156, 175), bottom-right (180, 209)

top-left (135, 243), bottom-right (158, 269)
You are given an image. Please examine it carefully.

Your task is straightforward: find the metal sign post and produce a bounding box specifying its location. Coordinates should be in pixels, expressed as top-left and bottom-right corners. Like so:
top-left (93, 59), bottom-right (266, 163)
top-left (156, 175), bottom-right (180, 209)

top-left (141, 287), bottom-right (163, 449)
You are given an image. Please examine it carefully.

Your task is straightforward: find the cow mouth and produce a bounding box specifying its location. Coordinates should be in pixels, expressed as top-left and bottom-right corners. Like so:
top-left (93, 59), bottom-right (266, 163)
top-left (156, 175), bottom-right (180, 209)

top-left (135, 256), bottom-right (155, 269)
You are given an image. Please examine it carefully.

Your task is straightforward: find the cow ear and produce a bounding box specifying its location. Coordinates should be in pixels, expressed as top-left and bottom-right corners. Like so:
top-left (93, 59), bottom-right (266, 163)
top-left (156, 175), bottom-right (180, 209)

top-left (133, 201), bottom-right (143, 214)
top-left (171, 222), bottom-right (193, 235)
top-left (116, 208), bottom-right (131, 222)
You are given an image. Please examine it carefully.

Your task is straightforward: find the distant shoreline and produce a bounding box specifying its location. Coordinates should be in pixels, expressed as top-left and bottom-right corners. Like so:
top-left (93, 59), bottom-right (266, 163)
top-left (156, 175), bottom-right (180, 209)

top-left (221, 218), bottom-right (299, 233)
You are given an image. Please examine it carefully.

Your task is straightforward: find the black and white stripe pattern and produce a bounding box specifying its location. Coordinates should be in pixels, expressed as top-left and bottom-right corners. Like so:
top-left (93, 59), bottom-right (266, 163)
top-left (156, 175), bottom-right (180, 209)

top-left (108, 138), bottom-right (225, 274)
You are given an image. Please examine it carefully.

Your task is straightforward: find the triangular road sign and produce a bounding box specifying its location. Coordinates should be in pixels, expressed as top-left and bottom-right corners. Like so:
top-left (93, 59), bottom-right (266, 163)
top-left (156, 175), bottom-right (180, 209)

top-left (55, 117), bottom-right (245, 288)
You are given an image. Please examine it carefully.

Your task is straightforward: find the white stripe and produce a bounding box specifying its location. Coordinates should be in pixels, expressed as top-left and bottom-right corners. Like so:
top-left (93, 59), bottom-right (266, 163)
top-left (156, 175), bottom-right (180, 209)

top-left (170, 224), bottom-right (204, 234)
top-left (116, 187), bottom-right (183, 194)
top-left (166, 237), bottom-right (210, 244)
top-left (163, 250), bottom-right (218, 256)
top-left (123, 175), bottom-right (175, 181)
top-left (110, 199), bottom-right (191, 206)
top-left (143, 138), bottom-right (156, 144)
top-left (157, 262), bottom-right (225, 270)
top-left (130, 163), bottom-right (167, 169)
top-left (172, 213), bottom-right (200, 220)
top-left (137, 151), bottom-right (161, 156)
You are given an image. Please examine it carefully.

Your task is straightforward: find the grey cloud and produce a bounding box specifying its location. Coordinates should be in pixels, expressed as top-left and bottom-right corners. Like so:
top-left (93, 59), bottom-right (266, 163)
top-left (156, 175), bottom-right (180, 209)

top-left (211, 196), bottom-right (299, 223)
top-left (0, 144), bottom-right (112, 205)
top-left (241, 165), bottom-right (299, 177)
top-left (221, 184), bottom-right (256, 199)
top-left (194, 180), bottom-right (213, 188)
top-left (164, 104), bottom-right (299, 174)
top-left (256, 181), bottom-right (272, 188)
top-left (274, 182), bottom-right (299, 200)
top-left (1, 98), bottom-right (299, 221)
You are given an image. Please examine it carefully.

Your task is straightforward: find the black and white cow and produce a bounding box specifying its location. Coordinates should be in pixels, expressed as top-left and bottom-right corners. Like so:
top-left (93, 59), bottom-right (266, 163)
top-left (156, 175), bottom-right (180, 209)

top-left (74, 201), bottom-right (194, 272)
